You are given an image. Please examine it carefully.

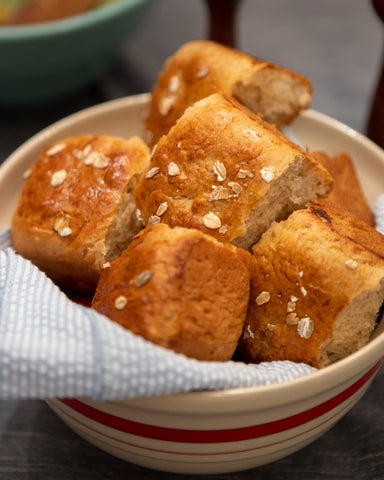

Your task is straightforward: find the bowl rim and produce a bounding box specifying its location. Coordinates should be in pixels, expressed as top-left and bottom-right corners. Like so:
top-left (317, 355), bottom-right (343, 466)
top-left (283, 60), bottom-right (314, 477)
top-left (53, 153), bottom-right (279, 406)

top-left (2, 93), bottom-right (384, 412)
top-left (113, 332), bottom-right (384, 413)
top-left (0, 0), bottom-right (152, 39)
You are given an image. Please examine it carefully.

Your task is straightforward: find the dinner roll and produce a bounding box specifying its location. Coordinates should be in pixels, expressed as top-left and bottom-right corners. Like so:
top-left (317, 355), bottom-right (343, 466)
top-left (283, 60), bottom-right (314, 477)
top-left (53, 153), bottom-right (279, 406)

top-left (135, 92), bottom-right (332, 250)
top-left (144, 39), bottom-right (313, 146)
top-left (92, 223), bottom-right (252, 361)
top-left (309, 150), bottom-right (374, 226)
top-left (11, 134), bottom-right (150, 293)
top-left (240, 199), bottom-right (384, 368)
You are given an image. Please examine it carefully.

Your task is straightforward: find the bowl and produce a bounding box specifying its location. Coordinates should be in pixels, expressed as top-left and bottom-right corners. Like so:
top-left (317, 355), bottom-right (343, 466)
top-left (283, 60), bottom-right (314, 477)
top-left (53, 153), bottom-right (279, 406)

top-left (1, 94), bottom-right (384, 475)
top-left (0, 0), bottom-right (153, 105)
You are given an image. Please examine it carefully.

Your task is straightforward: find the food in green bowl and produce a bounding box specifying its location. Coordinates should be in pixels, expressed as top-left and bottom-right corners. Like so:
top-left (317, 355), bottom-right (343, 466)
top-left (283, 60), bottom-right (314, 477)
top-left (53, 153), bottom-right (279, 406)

top-left (0, 0), bottom-right (152, 104)
top-left (0, 0), bottom-right (117, 24)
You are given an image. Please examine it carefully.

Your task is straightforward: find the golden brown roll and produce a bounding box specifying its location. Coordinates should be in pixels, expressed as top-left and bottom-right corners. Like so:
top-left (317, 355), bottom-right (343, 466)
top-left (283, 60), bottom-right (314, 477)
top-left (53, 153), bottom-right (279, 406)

top-left (92, 223), bottom-right (252, 361)
top-left (144, 39), bottom-right (313, 146)
top-left (240, 199), bottom-right (384, 368)
top-left (135, 92), bottom-right (332, 250)
top-left (11, 134), bottom-right (150, 293)
top-left (309, 150), bottom-right (374, 226)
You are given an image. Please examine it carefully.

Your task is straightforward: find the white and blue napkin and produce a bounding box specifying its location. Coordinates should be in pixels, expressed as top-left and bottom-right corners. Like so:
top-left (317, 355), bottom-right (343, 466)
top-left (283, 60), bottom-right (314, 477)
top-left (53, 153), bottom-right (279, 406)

top-left (0, 227), bottom-right (319, 401)
top-left (3, 189), bottom-right (384, 402)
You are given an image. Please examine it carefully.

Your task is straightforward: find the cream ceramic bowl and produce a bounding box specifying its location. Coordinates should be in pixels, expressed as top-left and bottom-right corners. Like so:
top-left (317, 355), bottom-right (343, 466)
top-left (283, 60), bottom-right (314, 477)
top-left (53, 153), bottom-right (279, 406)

top-left (1, 94), bottom-right (384, 475)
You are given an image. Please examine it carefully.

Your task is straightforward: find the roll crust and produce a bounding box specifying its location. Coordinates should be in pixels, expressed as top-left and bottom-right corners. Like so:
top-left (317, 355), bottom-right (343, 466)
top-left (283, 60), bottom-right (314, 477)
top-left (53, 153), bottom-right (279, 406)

top-left (309, 150), bottom-right (374, 226)
top-left (92, 224), bottom-right (252, 361)
top-left (240, 199), bottom-right (384, 368)
top-left (11, 134), bottom-right (150, 293)
top-left (8, 38), bottom-right (380, 369)
top-left (144, 39), bottom-right (313, 146)
top-left (135, 93), bottom-right (332, 250)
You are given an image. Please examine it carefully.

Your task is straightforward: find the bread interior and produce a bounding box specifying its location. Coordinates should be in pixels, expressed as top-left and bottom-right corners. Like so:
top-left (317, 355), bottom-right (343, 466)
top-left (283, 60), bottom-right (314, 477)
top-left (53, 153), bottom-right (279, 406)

top-left (318, 278), bottom-right (384, 367)
top-left (105, 175), bottom-right (143, 261)
top-left (232, 158), bottom-right (329, 250)
top-left (232, 67), bottom-right (311, 127)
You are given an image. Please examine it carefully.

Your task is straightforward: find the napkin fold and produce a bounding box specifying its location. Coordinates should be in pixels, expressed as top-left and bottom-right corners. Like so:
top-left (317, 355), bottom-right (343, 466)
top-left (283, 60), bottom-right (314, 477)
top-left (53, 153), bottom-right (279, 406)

top-left (0, 228), bottom-right (318, 401)
top-left (4, 187), bottom-right (384, 402)
top-left (374, 194), bottom-right (384, 235)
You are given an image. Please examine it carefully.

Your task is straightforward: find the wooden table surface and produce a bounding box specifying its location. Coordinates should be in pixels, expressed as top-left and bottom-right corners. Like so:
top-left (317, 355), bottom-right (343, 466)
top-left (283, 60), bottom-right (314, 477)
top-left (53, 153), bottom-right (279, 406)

top-left (1, 1), bottom-right (384, 478)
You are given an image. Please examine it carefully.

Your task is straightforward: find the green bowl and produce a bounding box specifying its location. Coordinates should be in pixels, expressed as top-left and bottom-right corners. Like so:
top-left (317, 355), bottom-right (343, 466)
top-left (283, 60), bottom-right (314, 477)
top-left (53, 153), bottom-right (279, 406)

top-left (0, 0), bottom-right (153, 105)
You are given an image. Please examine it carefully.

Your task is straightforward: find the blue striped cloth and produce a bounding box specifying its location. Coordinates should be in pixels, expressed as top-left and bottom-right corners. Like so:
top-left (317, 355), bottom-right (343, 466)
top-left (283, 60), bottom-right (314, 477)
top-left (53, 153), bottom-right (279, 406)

top-left (5, 183), bottom-right (384, 401)
top-left (0, 228), bottom-right (319, 401)
top-left (374, 194), bottom-right (384, 235)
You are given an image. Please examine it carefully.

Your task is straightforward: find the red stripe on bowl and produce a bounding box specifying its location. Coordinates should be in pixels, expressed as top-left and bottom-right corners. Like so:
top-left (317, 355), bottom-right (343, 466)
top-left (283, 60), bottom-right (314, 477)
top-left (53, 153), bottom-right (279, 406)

top-left (51, 397), bottom-right (352, 457)
top-left (59, 358), bottom-right (383, 444)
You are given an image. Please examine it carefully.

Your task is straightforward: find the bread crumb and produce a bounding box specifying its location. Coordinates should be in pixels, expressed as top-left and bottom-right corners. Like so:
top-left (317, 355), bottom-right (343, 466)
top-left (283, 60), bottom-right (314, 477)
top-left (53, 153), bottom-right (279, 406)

top-left (213, 161), bottom-right (226, 182)
top-left (146, 166), bottom-right (161, 179)
top-left (150, 144), bottom-right (157, 159)
top-left (260, 166), bottom-right (276, 183)
top-left (300, 286), bottom-right (308, 297)
top-left (23, 168), bottom-right (31, 180)
top-left (73, 149), bottom-right (82, 160)
top-left (219, 225), bottom-right (228, 234)
top-left (262, 324), bottom-right (276, 340)
top-left (286, 313), bottom-right (299, 325)
top-left (168, 74), bottom-right (180, 93)
top-left (197, 65), bottom-right (209, 79)
top-left (148, 215), bottom-right (161, 225)
top-left (53, 212), bottom-right (72, 237)
top-left (84, 143), bottom-right (92, 155)
top-left (287, 301), bottom-right (296, 313)
top-left (159, 95), bottom-right (175, 116)
top-left (168, 162), bottom-right (180, 176)
top-left (46, 143), bottom-right (66, 157)
top-left (136, 209), bottom-right (144, 222)
top-left (85, 151), bottom-right (110, 169)
top-left (238, 169), bottom-right (254, 179)
top-left (297, 317), bottom-right (314, 339)
top-left (75, 145), bottom-right (92, 162)
top-left (243, 324), bottom-right (254, 339)
top-left (210, 185), bottom-right (230, 201)
top-left (203, 212), bottom-right (221, 229)
top-left (156, 202), bottom-right (168, 216)
top-left (84, 156), bottom-right (93, 166)
top-left (228, 182), bottom-right (242, 196)
top-left (50, 169), bottom-right (67, 188)
top-left (136, 270), bottom-right (153, 287)
top-left (256, 291), bottom-right (270, 305)
top-left (345, 259), bottom-right (358, 270)
top-left (115, 295), bottom-right (128, 310)
top-left (96, 153), bottom-right (110, 169)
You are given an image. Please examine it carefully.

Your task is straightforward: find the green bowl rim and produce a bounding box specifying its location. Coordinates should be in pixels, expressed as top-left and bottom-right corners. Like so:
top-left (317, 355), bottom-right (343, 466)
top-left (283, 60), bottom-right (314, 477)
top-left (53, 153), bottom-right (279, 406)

top-left (0, 0), bottom-right (152, 39)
